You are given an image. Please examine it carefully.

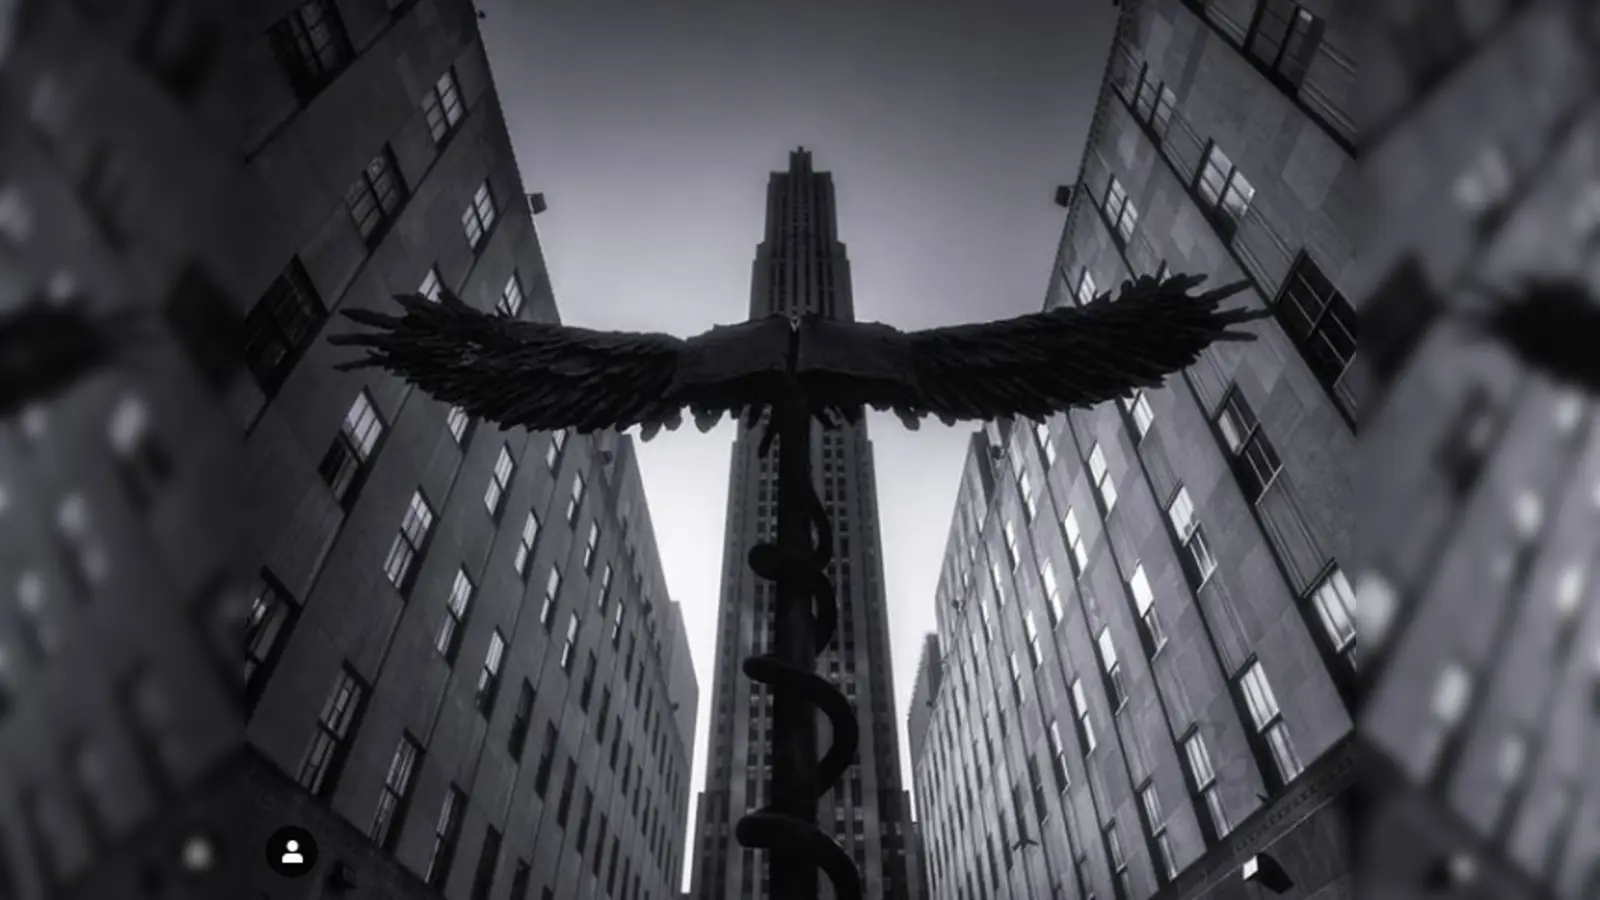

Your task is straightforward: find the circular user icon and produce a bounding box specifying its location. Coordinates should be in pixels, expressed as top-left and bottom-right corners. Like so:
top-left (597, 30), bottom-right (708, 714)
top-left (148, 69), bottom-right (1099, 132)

top-left (265, 825), bottom-right (319, 879)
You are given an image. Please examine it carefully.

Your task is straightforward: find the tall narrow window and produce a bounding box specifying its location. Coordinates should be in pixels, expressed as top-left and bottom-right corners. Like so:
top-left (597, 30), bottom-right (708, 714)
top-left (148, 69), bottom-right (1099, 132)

top-left (1042, 560), bottom-right (1064, 624)
top-left (435, 568), bottom-right (474, 662)
top-left (476, 630), bottom-right (506, 713)
top-left (14, 573), bottom-right (56, 664)
top-left (345, 146), bottom-right (406, 245)
top-left (1128, 564), bottom-right (1166, 652)
top-left (1018, 469), bottom-right (1036, 521)
top-left (498, 272), bottom-right (524, 317)
top-left (383, 491), bottom-right (435, 593)
top-left (1250, 1), bottom-right (1326, 88)
top-left (419, 266), bottom-right (444, 302)
top-left (533, 724), bottom-right (558, 797)
top-left (1046, 722), bottom-right (1069, 791)
top-left (243, 258), bottom-right (325, 395)
top-left (556, 758), bottom-right (577, 826)
top-left (1103, 175), bottom-right (1139, 241)
top-left (611, 596), bottom-right (625, 645)
top-left (267, 0), bottom-right (352, 100)
top-left (559, 613), bottom-right (580, 673)
top-left (509, 861), bottom-right (531, 900)
top-left (1088, 443), bottom-right (1117, 511)
top-left (540, 569), bottom-right (562, 631)
top-left (319, 389), bottom-right (386, 507)
top-left (1034, 419), bottom-right (1057, 466)
top-left (1096, 629), bottom-right (1126, 707)
top-left (462, 181), bottom-right (497, 250)
top-left (298, 665), bottom-right (367, 796)
top-left (425, 787), bottom-right (466, 889)
top-left (1105, 822), bottom-right (1131, 899)
top-left (1135, 784), bottom-right (1175, 882)
top-left (1276, 253), bottom-right (1357, 410)
top-left (1003, 522), bottom-right (1020, 570)
top-left (583, 522), bottom-right (601, 572)
top-left (1076, 269), bottom-right (1097, 305)
top-left (1024, 611), bottom-right (1042, 668)
top-left (576, 788), bottom-right (595, 853)
top-left (1133, 65), bottom-right (1178, 138)
top-left (567, 472), bottom-right (587, 524)
top-left (245, 571), bottom-right (300, 710)
top-left (597, 564), bottom-right (614, 613)
top-left (423, 68), bottom-right (465, 142)
top-left (369, 734), bottom-right (421, 850)
top-left (446, 405), bottom-right (471, 443)
top-left (1063, 509), bottom-right (1088, 572)
top-left (514, 510), bottom-right (540, 576)
top-left (580, 653), bottom-right (597, 709)
top-left (545, 429), bottom-right (567, 469)
top-left (1008, 652), bottom-right (1026, 707)
top-left (468, 827), bottom-right (501, 900)
top-left (1215, 388), bottom-right (1282, 503)
top-left (484, 445), bottom-right (515, 517)
top-left (1166, 487), bottom-right (1218, 586)
top-left (1183, 730), bottom-right (1228, 838)
top-left (1308, 565), bottom-right (1357, 667)
top-left (1122, 389), bottom-right (1154, 438)
top-left (1197, 143), bottom-right (1256, 236)
top-left (507, 681), bottom-right (535, 759)
top-left (1239, 660), bottom-right (1304, 785)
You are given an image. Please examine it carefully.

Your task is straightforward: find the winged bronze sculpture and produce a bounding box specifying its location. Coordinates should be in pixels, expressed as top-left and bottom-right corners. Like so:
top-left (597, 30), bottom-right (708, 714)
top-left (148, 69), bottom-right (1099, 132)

top-left (332, 270), bottom-right (1260, 900)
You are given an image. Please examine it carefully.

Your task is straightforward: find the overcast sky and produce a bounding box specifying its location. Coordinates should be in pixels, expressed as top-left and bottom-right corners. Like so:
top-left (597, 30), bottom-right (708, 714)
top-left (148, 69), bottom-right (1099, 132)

top-left (478, 0), bottom-right (1117, 888)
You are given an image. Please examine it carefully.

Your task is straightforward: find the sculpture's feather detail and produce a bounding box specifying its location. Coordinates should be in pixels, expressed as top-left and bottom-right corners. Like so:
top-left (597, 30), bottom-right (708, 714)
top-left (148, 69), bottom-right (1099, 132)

top-left (331, 274), bottom-right (1264, 437)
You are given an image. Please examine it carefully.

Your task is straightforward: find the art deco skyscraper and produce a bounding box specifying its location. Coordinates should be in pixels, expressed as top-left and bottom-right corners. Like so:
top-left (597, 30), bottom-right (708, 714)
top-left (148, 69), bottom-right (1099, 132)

top-left (690, 149), bottom-right (921, 900)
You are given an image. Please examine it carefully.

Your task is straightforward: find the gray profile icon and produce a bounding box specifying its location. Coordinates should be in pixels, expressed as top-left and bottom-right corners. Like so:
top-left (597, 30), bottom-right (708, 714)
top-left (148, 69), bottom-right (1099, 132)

top-left (266, 825), bottom-right (318, 878)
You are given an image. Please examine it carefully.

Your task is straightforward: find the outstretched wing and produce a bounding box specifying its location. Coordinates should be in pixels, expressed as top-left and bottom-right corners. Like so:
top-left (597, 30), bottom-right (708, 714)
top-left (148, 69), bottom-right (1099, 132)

top-left (331, 290), bottom-right (702, 436)
top-left (799, 273), bottom-right (1264, 427)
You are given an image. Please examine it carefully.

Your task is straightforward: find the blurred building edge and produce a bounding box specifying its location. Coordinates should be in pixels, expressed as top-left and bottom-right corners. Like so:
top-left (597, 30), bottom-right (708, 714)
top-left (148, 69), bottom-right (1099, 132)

top-left (0, 1), bottom-right (701, 899)
top-left (1356, 0), bottom-right (1600, 897)
top-left (911, 0), bottom-right (1361, 898)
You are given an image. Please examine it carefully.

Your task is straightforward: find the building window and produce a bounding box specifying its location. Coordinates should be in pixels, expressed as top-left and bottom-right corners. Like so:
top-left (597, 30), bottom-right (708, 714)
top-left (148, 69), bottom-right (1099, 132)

top-left (1183, 730), bottom-right (1228, 838)
top-left (482, 444), bottom-right (515, 517)
top-left (1034, 419), bottom-right (1057, 466)
top-left (576, 788), bottom-right (596, 854)
top-left (425, 787), bottom-right (466, 889)
top-left (318, 389), bottom-right (385, 507)
top-left (345, 146), bottom-right (406, 245)
top-left (383, 491), bottom-right (435, 593)
top-left (1249, 1), bottom-right (1326, 88)
top-left (1140, 783), bottom-right (1176, 881)
top-left (1103, 175), bottom-right (1139, 242)
top-left (1215, 388), bottom-right (1282, 503)
top-left (540, 568), bottom-right (562, 631)
top-left (1132, 64), bottom-right (1177, 138)
top-left (583, 522), bottom-right (601, 573)
top-left (1096, 629), bottom-right (1126, 708)
top-left (560, 613), bottom-right (580, 673)
top-left (1024, 610), bottom-right (1042, 668)
top-left (1128, 564), bottom-right (1166, 653)
top-left (245, 570), bottom-right (300, 710)
top-left (1063, 508), bottom-right (1088, 573)
top-left (1003, 522), bottom-right (1020, 571)
top-left (298, 664), bottom-right (367, 796)
top-left (469, 826), bottom-right (501, 900)
top-left (243, 257), bottom-right (325, 395)
top-left (499, 272), bottom-right (524, 317)
top-left (462, 181), bottom-right (498, 250)
top-left (557, 758), bottom-right (578, 826)
top-left (1076, 268), bottom-right (1097, 305)
top-left (1275, 253), bottom-right (1358, 408)
top-left (107, 395), bottom-right (172, 509)
top-left (580, 653), bottom-right (597, 709)
top-left (13, 573), bottom-right (56, 664)
top-left (1071, 679), bottom-right (1096, 752)
top-left (1088, 443), bottom-right (1117, 511)
top-left (267, 0), bottom-right (352, 101)
top-left (369, 734), bottom-right (421, 851)
top-left (1196, 142), bottom-right (1256, 237)
top-left (1047, 722), bottom-right (1070, 791)
top-left (420, 266), bottom-right (444, 302)
top-left (446, 405), bottom-right (471, 443)
top-left (476, 630), bottom-right (506, 713)
top-left (597, 564), bottom-right (615, 613)
top-left (533, 724), bottom-right (558, 797)
top-left (1105, 823), bottom-right (1131, 899)
top-left (435, 568), bottom-right (474, 662)
top-left (1121, 389), bottom-right (1154, 438)
top-left (1008, 653), bottom-right (1026, 707)
top-left (1239, 660), bottom-right (1304, 786)
top-left (611, 598), bottom-right (625, 645)
top-left (1018, 469), bottom-right (1037, 521)
top-left (508, 681), bottom-right (535, 759)
top-left (423, 67), bottom-right (465, 143)
top-left (510, 861), bottom-right (531, 900)
top-left (546, 429), bottom-right (567, 469)
top-left (514, 510), bottom-right (540, 576)
top-left (1166, 487), bottom-right (1217, 586)
top-left (1042, 560), bottom-right (1064, 624)
top-left (567, 472), bottom-right (587, 524)
top-left (1307, 564), bottom-right (1357, 666)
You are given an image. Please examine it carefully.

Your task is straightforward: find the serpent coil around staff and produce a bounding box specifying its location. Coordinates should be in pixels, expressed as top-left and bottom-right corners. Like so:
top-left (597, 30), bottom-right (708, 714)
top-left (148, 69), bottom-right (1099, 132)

top-left (733, 428), bottom-right (862, 900)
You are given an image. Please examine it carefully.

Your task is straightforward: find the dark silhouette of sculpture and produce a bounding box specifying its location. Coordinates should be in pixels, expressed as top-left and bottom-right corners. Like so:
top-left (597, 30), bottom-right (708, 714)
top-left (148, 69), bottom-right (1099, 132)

top-left (333, 271), bottom-right (1260, 900)
top-left (1467, 279), bottom-right (1600, 391)
top-left (0, 298), bottom-right (145, 419)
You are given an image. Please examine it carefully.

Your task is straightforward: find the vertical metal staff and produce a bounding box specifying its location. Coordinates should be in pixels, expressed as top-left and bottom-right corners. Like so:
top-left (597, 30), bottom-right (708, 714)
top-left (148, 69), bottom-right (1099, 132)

top-left (736, 380), bottom-right (862, 900)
